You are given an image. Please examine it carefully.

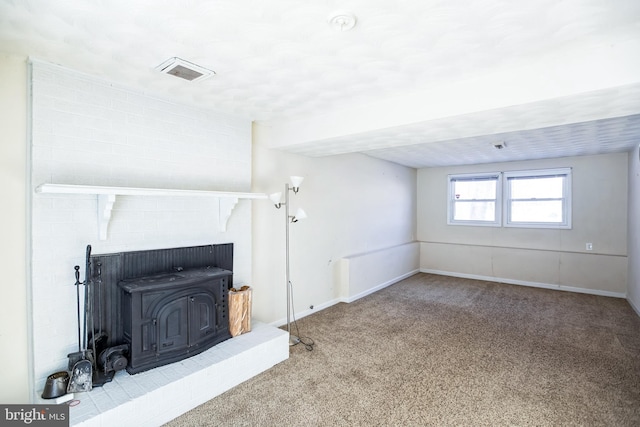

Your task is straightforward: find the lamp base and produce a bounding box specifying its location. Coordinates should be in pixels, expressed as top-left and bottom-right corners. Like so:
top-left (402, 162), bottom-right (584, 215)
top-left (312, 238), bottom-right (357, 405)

top-left (289, 334), bottom-right (300, 346)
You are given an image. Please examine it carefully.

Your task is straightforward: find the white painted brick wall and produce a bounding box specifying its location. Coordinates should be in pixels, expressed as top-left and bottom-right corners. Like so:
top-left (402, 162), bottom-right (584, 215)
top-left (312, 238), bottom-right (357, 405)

top-left (30, 60), bottom-right (254, 393)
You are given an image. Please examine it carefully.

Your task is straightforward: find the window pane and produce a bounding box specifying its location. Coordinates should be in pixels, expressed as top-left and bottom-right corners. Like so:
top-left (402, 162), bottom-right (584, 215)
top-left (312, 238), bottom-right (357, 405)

top-left (510, 177), bottom-right (564, 199)
top-left (453, 180), bottom-right (496, 200)
top-left (511, 200), bottom-right (563, 223)
top-left (454, 201), bottom-right (496, 221)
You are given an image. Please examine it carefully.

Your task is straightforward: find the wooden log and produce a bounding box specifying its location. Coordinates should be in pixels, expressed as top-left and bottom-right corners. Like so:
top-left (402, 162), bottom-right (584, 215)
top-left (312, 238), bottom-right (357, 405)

top-left (229, 287), bottom-right (252, 337)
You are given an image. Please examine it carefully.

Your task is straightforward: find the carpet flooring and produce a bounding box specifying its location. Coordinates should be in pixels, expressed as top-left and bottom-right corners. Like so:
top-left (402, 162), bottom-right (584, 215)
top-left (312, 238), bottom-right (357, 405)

top-left (164, 273), bottom-right (640, 426)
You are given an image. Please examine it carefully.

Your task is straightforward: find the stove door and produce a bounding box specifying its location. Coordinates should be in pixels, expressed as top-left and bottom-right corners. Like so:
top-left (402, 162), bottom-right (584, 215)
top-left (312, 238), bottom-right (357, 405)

top-left (189, 292), bottom-right (218, 348)
top-left (156, 296), bottom-right (190, 354)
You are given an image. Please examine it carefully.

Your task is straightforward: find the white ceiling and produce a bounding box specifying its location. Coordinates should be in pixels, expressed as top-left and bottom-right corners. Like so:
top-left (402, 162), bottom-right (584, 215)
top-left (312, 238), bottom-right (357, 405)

top-left (1, 0), bottom-right (639, 168)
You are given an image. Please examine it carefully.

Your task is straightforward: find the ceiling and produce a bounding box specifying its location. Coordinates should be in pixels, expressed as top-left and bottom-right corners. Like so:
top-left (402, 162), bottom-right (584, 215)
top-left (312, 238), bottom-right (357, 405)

top-left (1, 0), bottom-right (639, 168)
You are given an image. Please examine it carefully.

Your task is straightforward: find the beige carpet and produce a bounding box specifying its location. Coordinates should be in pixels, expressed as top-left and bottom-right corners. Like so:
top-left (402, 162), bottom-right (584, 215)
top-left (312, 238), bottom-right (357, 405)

top-left (164, 273), bottom-right (640, 426)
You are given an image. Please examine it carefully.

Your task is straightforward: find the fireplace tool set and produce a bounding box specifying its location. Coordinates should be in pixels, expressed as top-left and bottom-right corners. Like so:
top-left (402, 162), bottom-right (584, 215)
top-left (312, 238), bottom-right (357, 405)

top-left (58, 245), bottom-right (128, 396)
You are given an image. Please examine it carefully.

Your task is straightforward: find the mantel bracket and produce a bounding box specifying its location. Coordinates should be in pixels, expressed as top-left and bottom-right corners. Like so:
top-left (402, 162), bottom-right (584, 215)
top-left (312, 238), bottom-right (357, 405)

top-left (219, 197), bottom-right (240, 232)
top-left (98, 194), bottom-right (117, 240)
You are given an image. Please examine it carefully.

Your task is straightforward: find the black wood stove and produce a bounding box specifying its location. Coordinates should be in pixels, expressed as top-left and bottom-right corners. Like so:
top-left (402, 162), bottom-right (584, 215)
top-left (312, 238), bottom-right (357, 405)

top-left (88, 244), bottom-right (234, 376)
top-left (119, 266), bottom-right (231, 374)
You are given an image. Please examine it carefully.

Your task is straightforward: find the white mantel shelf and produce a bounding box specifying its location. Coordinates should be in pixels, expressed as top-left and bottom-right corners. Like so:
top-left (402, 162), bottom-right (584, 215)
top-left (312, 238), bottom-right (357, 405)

top-left (35, 183), bottom-right (268, 240)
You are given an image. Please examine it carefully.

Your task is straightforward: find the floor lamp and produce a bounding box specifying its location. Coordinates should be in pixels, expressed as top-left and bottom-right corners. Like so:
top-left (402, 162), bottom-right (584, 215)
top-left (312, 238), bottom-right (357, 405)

top-left (270, 176), bottom-right (307, 346)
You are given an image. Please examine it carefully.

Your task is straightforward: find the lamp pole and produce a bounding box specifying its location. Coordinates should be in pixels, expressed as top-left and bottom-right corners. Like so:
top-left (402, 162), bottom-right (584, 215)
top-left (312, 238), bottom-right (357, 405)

top-left (270, 177), bottom-right (304, 346)
top-left (284, 182), bottom-right (300, 345)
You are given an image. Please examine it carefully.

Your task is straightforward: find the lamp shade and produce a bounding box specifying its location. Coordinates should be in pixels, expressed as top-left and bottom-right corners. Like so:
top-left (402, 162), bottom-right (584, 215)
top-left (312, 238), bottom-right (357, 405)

top-left (294, 207), bottom-right (307, 221)
top-left (269, 192), bottom-right (282, 204)
top-left (290, 176), bottom-right (304, 188)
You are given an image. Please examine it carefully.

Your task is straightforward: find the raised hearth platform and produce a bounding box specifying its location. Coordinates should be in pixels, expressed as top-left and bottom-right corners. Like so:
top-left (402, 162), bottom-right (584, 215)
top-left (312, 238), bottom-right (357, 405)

top-left (57, 321), bottom-right (287, 427)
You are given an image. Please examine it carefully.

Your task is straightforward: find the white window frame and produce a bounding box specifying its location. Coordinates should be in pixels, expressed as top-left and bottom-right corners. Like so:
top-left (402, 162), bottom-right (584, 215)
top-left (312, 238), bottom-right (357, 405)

top-left (447, 172), bottom-right (502, 227)
top-left (503, 168), bottom-right (572, 229)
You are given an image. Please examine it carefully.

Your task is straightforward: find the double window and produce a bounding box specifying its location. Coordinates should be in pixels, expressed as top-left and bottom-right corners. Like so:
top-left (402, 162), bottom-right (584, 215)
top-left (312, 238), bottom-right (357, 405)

top-left (448, 168), bottom-right (572, 229)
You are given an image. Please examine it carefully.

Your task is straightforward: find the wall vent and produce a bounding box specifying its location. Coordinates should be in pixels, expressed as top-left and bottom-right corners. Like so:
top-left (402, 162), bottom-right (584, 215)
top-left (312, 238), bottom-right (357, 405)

top-left (155, 57), bottom-right (215, 82)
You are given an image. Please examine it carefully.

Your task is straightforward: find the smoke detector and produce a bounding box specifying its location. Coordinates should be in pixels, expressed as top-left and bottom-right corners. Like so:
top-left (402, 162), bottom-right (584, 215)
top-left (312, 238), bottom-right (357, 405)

top-left (327, 11), bottom-right (357, 32)
top-left (155, 57), bottom-right (215, 82)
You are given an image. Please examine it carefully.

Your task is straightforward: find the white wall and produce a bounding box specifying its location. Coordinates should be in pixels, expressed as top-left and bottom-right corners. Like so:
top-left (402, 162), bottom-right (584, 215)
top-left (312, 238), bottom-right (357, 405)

top-left (418, 153), bottom-right (628, 296)
top-left (628, 144), bottom-right (640, 314)
top-left (29, 60), bottom-right (254, 396)
top-left (0, 54), bottom-right (30, 403)
top-left (251, 137), bottom-right (417, 325)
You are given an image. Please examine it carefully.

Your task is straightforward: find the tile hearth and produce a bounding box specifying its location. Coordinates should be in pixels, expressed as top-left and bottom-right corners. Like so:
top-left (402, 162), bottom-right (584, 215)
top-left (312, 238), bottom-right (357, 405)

top-left (37, 322), bottom-right (288, 427)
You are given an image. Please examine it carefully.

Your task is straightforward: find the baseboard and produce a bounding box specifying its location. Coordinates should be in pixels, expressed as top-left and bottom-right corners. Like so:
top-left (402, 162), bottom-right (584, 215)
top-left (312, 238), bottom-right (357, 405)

top-left (420, 269), bottom-right (627, 299)
top-left (270, 297), bottom-right (343, 328)
top-left (627, 296), bottom-right (640, 317)
top-left (269, 269), bottom-right (421, 328)
top-left (341, 269), bottom-right (420, 303)
top-left (268, 269), bottom-right (636, 327)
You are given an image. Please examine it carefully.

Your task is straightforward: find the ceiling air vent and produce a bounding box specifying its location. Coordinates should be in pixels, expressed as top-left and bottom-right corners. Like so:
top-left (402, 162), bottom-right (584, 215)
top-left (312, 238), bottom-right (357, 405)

top-left (155, 57), bottom-right (215, 82)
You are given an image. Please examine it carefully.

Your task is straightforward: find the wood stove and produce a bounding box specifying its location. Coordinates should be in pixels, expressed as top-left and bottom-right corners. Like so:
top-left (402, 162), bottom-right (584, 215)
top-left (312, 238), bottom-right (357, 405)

top-left (119, 266), bottom-right (232, 374)
top-left (88, 244), bottom-right (234, 376)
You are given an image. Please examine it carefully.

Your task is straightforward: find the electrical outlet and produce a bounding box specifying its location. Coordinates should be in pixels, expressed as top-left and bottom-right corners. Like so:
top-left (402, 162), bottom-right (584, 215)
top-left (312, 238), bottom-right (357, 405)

top-left (586, 243), bottom-right (593, 251)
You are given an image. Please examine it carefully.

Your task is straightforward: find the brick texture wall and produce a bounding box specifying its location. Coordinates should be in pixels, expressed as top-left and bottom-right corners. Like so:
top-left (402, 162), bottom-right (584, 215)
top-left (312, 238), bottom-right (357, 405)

top-left (29, 60), bottom-right (253, 390)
